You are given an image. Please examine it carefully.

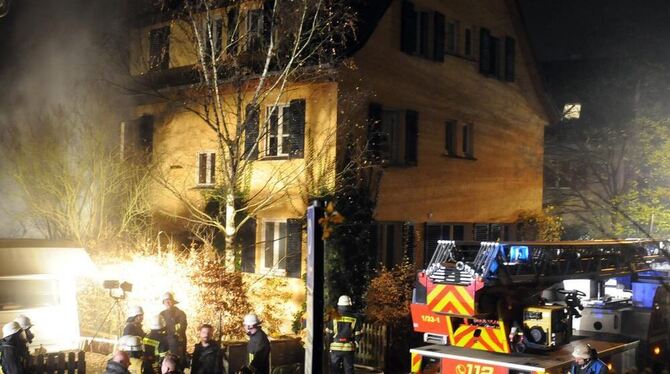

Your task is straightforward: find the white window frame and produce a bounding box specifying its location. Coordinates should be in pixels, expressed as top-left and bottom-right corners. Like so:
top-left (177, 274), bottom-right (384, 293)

top-left (195, 150), bottom-right (216, 186)
top-left (199, 15), bottom-right (223, 60)
top-left (261, 219), bottom-right (287, 276)
top-left (265, 104), bottom-right (291, 158)
top-left (562, 103), bottom-right (582, 120)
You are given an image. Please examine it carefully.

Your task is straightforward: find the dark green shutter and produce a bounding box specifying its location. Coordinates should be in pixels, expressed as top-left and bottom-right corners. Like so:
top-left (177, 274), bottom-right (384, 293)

top-left (227, 7), bottom-right (239, 54)
top-left (368, 103), bottom-right (383, 162)
top-left (240, 218), bottom-right (257, 273)
top-left (288, 99), bottom-right (306, 158)
top-left (286, 219), bottom-right (302, 278)
top-left (401, 1), bottom-right (417, 54)
top-left (405, 110), bottom-right (418, 165)
top-left (244, 105), bottom-right (260, 160)
top-left (369, 223), bottom-right (379, 269)
top-left (445, 121), bottom-right (456, 155)
top-left (479, 28), bottom-right (491, 74)
top-left (433, 12), bottom-right (445, 62)
top-left (504, 37), bottom-right (516, 82)
top-left (262, 0), bottom-right (274, 49)
top-left (403, 222), bottom-right (416, 262)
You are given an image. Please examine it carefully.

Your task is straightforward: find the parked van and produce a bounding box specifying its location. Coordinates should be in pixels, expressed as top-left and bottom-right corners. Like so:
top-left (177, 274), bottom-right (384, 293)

top-left (0, 239), bottom-right (94, 353)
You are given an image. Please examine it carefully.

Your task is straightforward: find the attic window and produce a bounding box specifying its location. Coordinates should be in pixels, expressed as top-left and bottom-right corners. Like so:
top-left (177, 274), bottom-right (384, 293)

top-left (562, 103), bottom-right (582, 120)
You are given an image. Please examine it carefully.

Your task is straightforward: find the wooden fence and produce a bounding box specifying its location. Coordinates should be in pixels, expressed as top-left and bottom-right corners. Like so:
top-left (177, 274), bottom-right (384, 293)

top-left (355, 323), bottom-right (388, 371)
top-left (28, 351), bottom-right (86, 374)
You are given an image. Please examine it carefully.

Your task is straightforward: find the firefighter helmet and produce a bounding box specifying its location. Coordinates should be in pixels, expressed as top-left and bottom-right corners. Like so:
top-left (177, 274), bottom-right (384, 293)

top-left (243, 313), bottom-right (262, 327)
top-left (148, 315), bottom-right (166, 330)
top-left (118, 335), bottom-right (143, 352)
top-left (162, 291), bottom-right (179, 304)
top-left (14, 315), bottom-right (34, 330)
top-left (127, 305), bottom-right (144, 318)
top-left (2, 321), bottom-right (21, 339)
top-left (337, 295), bottom-right (353, 306)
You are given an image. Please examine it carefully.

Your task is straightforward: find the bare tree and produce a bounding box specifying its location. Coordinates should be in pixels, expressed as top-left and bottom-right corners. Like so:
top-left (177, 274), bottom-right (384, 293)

top-left (132, 0), bottom-right (360, 269)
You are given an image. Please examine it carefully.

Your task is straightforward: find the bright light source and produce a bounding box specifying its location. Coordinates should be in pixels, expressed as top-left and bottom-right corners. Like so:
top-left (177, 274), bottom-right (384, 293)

top-left (653, 346), bottom-right (661, 355)
top-left (607, 363), bottom-right (613, 370)
top-left (562, 103), bottom-right (581, 120)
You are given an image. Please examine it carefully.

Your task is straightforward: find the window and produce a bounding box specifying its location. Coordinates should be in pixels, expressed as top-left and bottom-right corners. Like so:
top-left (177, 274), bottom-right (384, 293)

top-left (149, 26), bottom-right (170, 71)
top-left (424, 223), bottom-right (467, 266)
top-left (263, 220), bottom-right (287, 275)
top-left (376, 222), bottom-right (414, 268)
top-left (562, 103), bottom-right (582, 120)
top-left (196, 151), bottom-right (216, 186)
top-left (401, 1), bottom-right (445, 61)
top-left (246, 9), bottom-right (263, 52)
top-left (368, 104), bottom-right (419, 166)
top-left (263, 100), bottom-right (306, 159)
top-left (464, 27), bottom-right (473, 57)
top-left (474, 224), bottom-right (508, 241)
top-left (444, 121), bottom-right (474, 159)
top-left (201, 17), bottom-right (223, 62)
top-left (479, 27), bottom-right (516, 82)
top-left (446, 21), bottom-right (459, 54)
top-left (266, 104), bottom-right (291, 157)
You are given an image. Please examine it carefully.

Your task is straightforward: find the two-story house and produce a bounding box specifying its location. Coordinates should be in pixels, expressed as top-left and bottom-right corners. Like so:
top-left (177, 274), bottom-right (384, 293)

top-left (127, 0), bottom-right (552, 333)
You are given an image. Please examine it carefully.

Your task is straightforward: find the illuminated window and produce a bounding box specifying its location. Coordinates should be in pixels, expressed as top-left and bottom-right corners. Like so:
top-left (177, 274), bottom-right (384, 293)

top-left (563, 103), bottom-right (582, 120)
top-left (263, 220), bottom-right (287, 275)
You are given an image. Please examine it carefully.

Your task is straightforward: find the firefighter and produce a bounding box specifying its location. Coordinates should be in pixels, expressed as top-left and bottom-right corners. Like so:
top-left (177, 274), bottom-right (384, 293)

top-left (570, 343), bottom-right (608, 374)
top-left (326, 295), bottom-right (363, 374)
top-left (191, 324), bottom-right (222, 374)
top-left (242, 313), bottom-right (270, 374)
top-left (159, 292), bottom-right (187, 365)
top-left (1, 321), bottom-right (28, 374)
top-left (118, 335), bottom-right (144, 374)
top-left (124, 306), bottom-right (146, 338)
top-left (104, 351), bottom-right (132, 374)
top-left (143, 315), bottom-right (169, 374)
top-left (13, 315), bottom-right (34, 345)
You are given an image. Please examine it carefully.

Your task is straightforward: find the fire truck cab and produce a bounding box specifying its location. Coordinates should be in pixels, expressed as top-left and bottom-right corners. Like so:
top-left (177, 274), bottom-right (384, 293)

top-left (410, 240), bottom-right (670, 373)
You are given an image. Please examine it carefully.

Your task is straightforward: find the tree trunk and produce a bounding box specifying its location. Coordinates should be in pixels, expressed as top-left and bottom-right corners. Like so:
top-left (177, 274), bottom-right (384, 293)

top-left (224, 192), bottom-right (236, 271)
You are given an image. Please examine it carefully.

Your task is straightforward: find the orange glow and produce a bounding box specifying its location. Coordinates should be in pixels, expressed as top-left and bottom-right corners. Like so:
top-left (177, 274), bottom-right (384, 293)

top-left (653, 346), bottom-right (661, 355)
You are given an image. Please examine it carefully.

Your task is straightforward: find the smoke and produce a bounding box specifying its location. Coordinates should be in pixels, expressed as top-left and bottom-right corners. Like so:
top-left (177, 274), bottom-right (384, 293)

top-left (0, 0), bottom-right (133, 237)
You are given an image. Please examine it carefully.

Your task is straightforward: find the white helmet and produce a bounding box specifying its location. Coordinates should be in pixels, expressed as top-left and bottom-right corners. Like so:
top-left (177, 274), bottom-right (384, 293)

top-left (14, 315), bottom-right (34, 330)
top-left (162, 291), bottom-right (179, 304)
top-left (572, 342), bottom-right (592, 359)
top-left (337, 295), bottom-right (353, 306)
top-left (148, 315), bottom-right (166, 330)
top-left (243, 313), bottom-right (261, 327)
top-left (127, 305), bottom-right (144, 318)
top-left (118, 335), bottom-right (143, 352)
top-left (2, 321), bottom-right (21, 339)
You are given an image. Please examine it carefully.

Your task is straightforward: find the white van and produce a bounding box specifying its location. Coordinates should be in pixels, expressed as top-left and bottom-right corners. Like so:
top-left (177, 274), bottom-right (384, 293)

top-left (0, 239), bottom-right (94, 353)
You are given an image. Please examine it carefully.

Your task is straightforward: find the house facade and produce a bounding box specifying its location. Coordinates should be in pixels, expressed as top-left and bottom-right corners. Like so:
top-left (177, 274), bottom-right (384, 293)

top-left (127, 0), bottom-right (550, 332)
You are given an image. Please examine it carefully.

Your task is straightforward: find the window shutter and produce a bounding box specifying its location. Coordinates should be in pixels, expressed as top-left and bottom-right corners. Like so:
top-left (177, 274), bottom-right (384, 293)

top-left (424, 223), bottom-right (443, 267)
top-left (149, 26), bottom-right (170, 71)
top-left (239, 218), bottom-right (257, 273)
top-left (445, 121), bottom-right (456, 155)
top-left (214, 18), bottom-right (224, 56)
top-left (465, 123), bottom-right (474, 157)
top-left (504, 37), bottom-right (516, 82)
top-left (490, 224), bottom-right (502, 241)
top-left (244, 104), bottom-right (259, 160)
top-left (262, 0), bottom-right (274, 49)
top-left (286, 219), bottom-right (302, 278)
top-left (198, 153), bottom-right (207, 184)
top-left (138, 115), bottom-right (154, 154)
top-left (227, 7), bottom-right (239, 54)
top-left (209, 153), bottom-right (216, 184)
top-left (490, 36), bottom-right (500, 78)
top-left (474, 224), bottom-right (489, 241)
top-left (453, 225), bottom-right (465, 241)
top-left (369, 223), bottom-right (379, 269)
top-left (405, 110), bottom-right (418, 165)
top-left (400, 1), bottom-right (417, 54)
top-left (403, 222), bottom-right (416, 262)
top-left (433, 12), bottom-right (445, 62)
top-left (368, 103), bottom-right (383, 162)
top-left (288, 99), bottom-right (306, 158)
top-left (479, 28), bottom-right (491, 75)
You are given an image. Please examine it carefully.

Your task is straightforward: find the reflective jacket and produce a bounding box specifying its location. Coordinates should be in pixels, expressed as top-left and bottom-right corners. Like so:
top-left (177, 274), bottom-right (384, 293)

top-left (570, 359), bottom-right (608, 374)
top-left (143, 330), bottom-right (168, 374)
top-left (160, 307), bottom-right (187, 357)
top-left (326, 313), bottom-right (363, 352)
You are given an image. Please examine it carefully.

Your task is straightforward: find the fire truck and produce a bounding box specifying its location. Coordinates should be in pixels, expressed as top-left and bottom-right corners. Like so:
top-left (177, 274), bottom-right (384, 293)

top-left (409, 240), bottom-right (670, 373)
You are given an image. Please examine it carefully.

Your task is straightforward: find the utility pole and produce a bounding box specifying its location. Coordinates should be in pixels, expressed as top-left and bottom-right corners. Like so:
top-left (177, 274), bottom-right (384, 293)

top-left (304, 200), bottom-right (325, 374)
